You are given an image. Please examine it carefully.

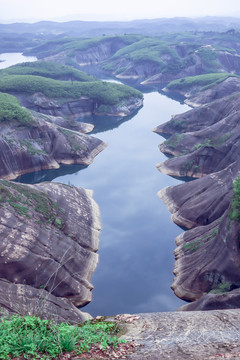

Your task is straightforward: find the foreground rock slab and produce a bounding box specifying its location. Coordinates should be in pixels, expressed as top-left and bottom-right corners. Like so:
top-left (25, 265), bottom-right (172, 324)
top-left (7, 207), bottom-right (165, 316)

top-left (120, 310), bottom-right (240, 359)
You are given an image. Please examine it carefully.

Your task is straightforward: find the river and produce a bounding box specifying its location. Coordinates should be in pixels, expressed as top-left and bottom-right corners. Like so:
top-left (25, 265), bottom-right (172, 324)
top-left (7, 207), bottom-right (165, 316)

top-left (2, 53), bottom-right (190, 316)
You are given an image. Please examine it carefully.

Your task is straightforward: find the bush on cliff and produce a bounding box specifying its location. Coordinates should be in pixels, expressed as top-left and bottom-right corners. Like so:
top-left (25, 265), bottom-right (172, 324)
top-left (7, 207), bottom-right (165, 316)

top-left (0, 92), bottom-right (34, 125)
top-left (230, 174), bottom-right (240, 222)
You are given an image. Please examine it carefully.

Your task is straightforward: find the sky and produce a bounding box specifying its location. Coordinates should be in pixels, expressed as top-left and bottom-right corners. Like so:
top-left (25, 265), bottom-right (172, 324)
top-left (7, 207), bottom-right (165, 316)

top-left (1, 0), bottom-right (240, 23)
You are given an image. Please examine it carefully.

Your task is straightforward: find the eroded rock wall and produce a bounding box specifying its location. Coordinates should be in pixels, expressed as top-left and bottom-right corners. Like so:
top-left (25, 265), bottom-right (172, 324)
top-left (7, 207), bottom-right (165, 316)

top-left (0, 180), bottom-right (101, 322)
top-left (156, 78), bottom-right (240, 310)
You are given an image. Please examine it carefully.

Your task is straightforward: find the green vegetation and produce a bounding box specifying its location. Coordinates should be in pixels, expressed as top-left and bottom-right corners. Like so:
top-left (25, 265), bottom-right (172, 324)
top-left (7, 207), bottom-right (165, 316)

top-left (0, 180), bottom-right (65, 228)
top-left (25, 34), bottom-right (142, 60)
top-left (103, 37), bottom-right (186, 73)
top-left (194, 133), bottom-right (232, 150)
top-left (167, 73), bottom-right (240, 91)
top-left (19, 139), bottom-right (47, 156)
top-left (183, 228), bottom-right (218, 253)
top-left (0, 61), bottom-right (97, 82)
top-left (0, 92), bottom-right (34, 125)
top-left (209, 281), bottom-right (232, 294)
top-left (196, 46), bottom-right (220, 71)
top-left (180, 160), bottom-right (199, 176)
top-left (230, 174), bottom-right (240, 222)
top-left (57, 128), bottom-right (87, 153)
top-left (0, 314), bottom-right (126, 359)
top-left (0, 75), bottom-right (142, 104)
top-left (164, 134), bottom-right (185, 150)
top-left (169, 118), bottom-right (186, 132)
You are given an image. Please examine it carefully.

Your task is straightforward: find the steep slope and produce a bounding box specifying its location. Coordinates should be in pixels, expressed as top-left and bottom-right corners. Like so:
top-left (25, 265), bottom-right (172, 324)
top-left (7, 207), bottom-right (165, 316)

top-left (0, 92), bottom-right (106, 180)
top-left (0, 180), bottom-right (101, 322)
top-left (156, 77), bottom-right (240, 310)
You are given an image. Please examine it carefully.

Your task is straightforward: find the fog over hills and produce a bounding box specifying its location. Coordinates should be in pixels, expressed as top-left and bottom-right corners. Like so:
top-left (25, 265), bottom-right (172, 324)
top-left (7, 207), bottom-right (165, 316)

top-left (1, 16), bottom-right (240, 37)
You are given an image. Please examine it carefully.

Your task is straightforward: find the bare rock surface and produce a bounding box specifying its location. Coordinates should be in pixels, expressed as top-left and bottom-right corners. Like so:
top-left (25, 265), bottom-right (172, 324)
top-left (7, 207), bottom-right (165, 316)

top-left (156, 79), bottom-right (240, 310)
top-left (0, 111), bottom-right (106, 180)
top-left (0, 180), bottom-right (101, 322)
top-left (13, 92), bottom-right (143, 119)
top-left (119, 310), bottom-right (240, 359)
top-left (0, 279), bottom-right (91, 324)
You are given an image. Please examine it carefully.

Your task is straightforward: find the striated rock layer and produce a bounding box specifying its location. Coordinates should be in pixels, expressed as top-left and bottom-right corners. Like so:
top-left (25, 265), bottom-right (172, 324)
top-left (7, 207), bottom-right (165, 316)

top-left (0, 180), bottom-right (101, 322)
top-left (0, 111), bottom-right (106, 180)
top-left (156, 78), bottom-right (240, 310)
top-left (13, 92), bottom-right (143, 119)
top-left (120, 310), bottom-right (240, 359)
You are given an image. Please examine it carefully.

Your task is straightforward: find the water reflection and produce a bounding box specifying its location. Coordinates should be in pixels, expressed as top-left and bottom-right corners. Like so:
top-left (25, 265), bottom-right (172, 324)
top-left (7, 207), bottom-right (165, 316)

top-left (78, 108), bottom-right (142, 134)
top-left (15, 164), bottom-right (88, 184)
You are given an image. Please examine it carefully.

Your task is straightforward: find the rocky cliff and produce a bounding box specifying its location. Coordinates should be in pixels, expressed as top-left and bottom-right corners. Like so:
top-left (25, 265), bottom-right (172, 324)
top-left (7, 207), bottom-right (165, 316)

top-left (0, 180), bottom-right (101, 323)
top-left (155, 78), bottom-right (240, 310)
top-left (0, 110), bottom-right (106, 180)
top-left (14, 92), bottom-right (143, 119)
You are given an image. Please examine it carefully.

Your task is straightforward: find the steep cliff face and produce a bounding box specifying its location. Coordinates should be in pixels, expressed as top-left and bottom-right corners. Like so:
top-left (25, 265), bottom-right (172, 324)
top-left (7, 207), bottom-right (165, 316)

top-left (10, 91), bottom-right (143, 119)
top-left (0, 111), bottom-right (106, 180)
top-left (155, 91), bottom-right (240, 179)
top-left (0, 180), bottom-right (101, 322)
top-left (156, 79), bottom-right (240, 310)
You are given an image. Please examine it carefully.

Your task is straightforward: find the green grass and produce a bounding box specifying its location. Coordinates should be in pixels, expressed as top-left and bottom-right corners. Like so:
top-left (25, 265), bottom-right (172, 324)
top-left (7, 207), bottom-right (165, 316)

top-left (230, 174), bottom-right (240, 222)
top-left (167, 73), bottom-right (240, 91)
top-left (0, 314), bottom-right (126, 359)
top-left (0, 75), bottom-right (142, 105)
top-left (0, 61), bottom-right (97, 82)
top-left (0, 92), bottom-right (34, 125)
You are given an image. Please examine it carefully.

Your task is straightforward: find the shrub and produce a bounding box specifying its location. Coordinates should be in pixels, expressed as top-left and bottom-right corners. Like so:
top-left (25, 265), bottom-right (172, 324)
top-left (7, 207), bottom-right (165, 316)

top-left (0, 92), bottom-right (34, 125)
top-left (230, 174), bottom-right (240, 221)
top-left (0, 314), bottom-right (126, 359)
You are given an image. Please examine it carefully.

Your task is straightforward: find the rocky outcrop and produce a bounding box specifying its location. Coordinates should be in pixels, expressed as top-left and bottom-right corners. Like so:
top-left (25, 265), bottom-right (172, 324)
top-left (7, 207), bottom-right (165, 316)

top-left (12, 92), bottom-right (143, 119)
top-left (119, 310), bottom-right (240, 359)
top-left (156, 79), bottom-right (240, 310)
top-left (155, 92), bottom-right (240, 179)
top-left (0, 111), bottom-right (106, 180)
top-left (0, 180), bottom-right (101, 322)
top-left (44, 37), bottom-right (128, 66)
top-left (181, 77), bottom-right (240, 107)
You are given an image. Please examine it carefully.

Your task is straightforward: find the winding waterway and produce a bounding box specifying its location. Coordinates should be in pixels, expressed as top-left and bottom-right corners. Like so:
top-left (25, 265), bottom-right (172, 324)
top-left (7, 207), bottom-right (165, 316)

top-left (2, 53), bottom-right (190, 316)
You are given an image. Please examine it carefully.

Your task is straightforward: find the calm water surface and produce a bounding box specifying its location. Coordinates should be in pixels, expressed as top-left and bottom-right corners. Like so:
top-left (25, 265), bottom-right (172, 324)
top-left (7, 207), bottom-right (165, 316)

top-left (0, 53), bottom-right (36, 69)
top-left (54, 93), bottom-right (189, 316)
top-left (3, 54), bottom-right (190, 316)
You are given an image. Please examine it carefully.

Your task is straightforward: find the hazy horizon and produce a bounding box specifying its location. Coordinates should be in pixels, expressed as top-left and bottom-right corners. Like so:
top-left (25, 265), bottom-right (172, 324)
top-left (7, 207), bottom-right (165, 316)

top-left (1, 0), bottom-right (240, 24)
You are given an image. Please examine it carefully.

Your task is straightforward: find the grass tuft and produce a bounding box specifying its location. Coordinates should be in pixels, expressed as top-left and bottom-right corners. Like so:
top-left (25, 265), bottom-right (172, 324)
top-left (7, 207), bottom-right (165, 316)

top-left (0, 313), bottom-right (126, 359)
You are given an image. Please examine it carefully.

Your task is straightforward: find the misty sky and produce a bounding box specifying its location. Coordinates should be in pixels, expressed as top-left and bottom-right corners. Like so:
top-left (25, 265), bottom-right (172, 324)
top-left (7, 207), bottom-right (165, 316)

top-left (1, 0), bottom-right (240, 23)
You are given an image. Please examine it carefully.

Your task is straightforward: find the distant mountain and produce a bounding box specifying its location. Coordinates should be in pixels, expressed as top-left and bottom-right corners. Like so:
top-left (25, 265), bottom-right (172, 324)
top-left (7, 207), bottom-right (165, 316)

top-left (1, 17), bottom-right (240, 37)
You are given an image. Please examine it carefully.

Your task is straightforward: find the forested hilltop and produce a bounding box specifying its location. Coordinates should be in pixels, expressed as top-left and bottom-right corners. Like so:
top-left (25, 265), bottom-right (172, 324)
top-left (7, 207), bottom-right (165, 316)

top-left (10, 30), bottom-right (239, 89)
